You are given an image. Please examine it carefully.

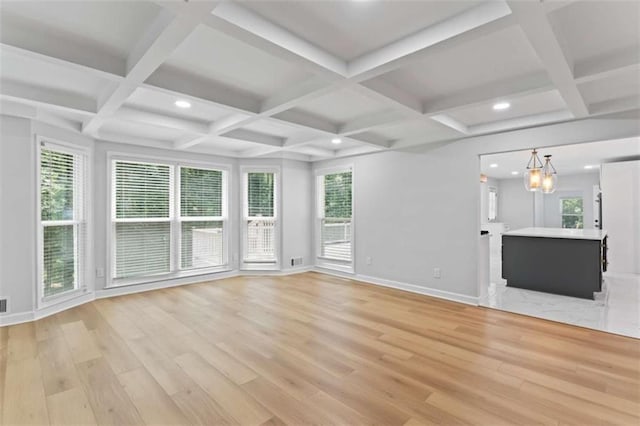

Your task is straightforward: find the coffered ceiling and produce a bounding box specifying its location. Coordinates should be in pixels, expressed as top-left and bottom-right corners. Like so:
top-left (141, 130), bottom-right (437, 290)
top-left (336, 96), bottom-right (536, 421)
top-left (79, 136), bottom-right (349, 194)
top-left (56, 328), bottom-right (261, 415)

top-left (1, 0), bottom-right (639, 161)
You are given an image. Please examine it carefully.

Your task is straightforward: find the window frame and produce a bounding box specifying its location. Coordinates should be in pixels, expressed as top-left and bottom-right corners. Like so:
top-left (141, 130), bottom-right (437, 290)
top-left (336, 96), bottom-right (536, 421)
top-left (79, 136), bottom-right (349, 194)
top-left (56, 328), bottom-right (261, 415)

top-left (240, 166), bottom-right (280, 270)
top-left (314, 165), bottom-right (355, 273)
top-left (560, 196), bottom-right (584, 229)
top-left (36, 137), bottom-right (90, 308)
top-left (106, 153), bottom-right (231, 288)
top-left (487, 186), bottom-right (498, 222)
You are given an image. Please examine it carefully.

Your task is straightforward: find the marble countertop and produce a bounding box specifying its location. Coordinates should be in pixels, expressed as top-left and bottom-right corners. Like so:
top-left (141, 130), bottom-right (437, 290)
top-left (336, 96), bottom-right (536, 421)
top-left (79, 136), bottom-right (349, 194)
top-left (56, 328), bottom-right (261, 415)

top-left (503, 227), bottom-right (607, 240)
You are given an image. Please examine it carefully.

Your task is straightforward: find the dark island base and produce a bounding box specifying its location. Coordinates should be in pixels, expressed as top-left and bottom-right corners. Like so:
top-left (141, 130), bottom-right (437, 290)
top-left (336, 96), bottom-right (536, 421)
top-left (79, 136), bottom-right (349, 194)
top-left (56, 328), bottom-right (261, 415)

top-left (502, 235), bottom-right (606, 300)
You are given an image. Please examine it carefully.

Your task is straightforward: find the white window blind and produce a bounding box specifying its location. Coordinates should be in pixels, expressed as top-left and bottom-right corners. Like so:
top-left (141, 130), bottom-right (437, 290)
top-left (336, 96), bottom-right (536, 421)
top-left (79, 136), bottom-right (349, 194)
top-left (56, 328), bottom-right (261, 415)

top-left (39, 144), bottom-right (86, 299)
top-left (244, 172), bottom-right (276, 263)
top-left (318, 170), bottom-right (352, 262)
top-left (113, 161), bottom-right (172, 279)
top-left (179, 167), bottom-right (226, 270)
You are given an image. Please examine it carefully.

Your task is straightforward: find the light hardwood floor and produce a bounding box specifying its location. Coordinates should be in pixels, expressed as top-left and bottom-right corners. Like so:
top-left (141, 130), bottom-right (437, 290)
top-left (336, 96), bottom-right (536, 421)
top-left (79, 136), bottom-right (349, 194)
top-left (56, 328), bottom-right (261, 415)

top-left (1, 272), bottom-right (639, 425)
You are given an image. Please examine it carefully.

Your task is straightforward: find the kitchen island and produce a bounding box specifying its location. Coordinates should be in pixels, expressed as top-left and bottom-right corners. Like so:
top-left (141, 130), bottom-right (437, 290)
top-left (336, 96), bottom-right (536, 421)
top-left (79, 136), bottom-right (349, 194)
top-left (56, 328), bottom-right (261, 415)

top-left (502, 227), bottom-right (607, 299)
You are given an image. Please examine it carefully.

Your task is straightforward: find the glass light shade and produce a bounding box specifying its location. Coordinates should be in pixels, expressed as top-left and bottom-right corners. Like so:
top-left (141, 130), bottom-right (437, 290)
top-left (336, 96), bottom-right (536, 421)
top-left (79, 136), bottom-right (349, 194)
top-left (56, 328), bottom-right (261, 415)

top-left (541, 172), bottom-right (557, 194)
top-left (525, 168), bottom-right (542, 191)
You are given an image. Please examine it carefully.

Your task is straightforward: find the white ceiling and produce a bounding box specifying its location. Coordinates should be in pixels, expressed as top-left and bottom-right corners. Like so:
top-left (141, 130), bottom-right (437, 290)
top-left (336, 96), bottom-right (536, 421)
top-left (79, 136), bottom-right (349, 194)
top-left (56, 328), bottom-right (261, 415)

top-left (481, 137), bottom-right (640, 179)
top-left (0, 0), bottom-right (639, 162)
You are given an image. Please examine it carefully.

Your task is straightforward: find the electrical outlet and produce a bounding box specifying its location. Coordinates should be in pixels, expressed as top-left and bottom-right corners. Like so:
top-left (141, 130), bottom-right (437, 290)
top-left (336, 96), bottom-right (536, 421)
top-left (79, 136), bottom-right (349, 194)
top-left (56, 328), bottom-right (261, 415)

top-left (433, 268), bottom-right (441, 279)
top-left (366, 256), bottom-right (372, 265)
top-left (96, 268), bottom-right (105, 278)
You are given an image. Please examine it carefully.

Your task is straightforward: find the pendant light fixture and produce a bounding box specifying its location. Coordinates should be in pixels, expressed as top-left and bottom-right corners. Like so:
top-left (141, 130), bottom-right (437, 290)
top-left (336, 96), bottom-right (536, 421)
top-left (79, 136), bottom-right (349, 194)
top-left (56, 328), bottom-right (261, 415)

top-left (541, 154), bottom-right (557, 194)
top-left (524, 149), bottom-right (543, 191)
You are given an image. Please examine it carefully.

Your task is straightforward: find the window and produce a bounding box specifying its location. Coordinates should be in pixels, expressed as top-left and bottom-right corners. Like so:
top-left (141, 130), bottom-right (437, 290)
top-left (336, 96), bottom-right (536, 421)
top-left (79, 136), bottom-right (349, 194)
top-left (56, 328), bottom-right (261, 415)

top-left (113, 161), bottom-right (172, 279)
top-left (317, 168), bottom-right (353, 268)
top-left (242, 170), bottom-right (277, 266)
top-left (111, 159), bottom-right (228, 285)
top-left (39, 142), bottom-right (86, 301)
top-left (561, 197), bottom-right (584, 229)
top-left (488, 187), bottom-right (498, 221)
top-left (180, 167), bottom-right (226, 270)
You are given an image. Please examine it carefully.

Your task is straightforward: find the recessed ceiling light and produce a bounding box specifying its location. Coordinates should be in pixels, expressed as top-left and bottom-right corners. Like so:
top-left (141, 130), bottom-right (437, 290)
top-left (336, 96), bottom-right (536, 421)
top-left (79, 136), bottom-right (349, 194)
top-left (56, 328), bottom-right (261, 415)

top-left (511, 171), bottom-right (519, 175)
top-left (493, 102), bottom-right (510, 111)
top-left (331, 138), bottom-right (342, 145)
top-left (584, 165), bottom-right (594, 169)
top-left (489, 163), bottom-right (498, 168)
top-left (175, 100), bottom-right (191, 109)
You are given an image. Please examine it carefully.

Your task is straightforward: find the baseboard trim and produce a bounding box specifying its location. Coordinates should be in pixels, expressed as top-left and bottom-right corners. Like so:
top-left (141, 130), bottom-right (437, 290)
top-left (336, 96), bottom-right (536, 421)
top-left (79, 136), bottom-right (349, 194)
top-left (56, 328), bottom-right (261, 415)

top-left (311, 267), bottom-right (478, 306)
top-left (241, 266), bottom-right (313, 276)
top-left (353, 273), bottom-right (479, 306)
top-left (0, 311), bottom-right (34, 327)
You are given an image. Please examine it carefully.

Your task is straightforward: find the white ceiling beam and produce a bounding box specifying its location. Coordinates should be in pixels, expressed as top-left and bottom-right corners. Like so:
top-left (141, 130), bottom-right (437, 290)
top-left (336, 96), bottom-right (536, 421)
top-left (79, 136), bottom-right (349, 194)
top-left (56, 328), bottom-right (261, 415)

top-left (221, 129), bottom-right (284, 147)
top-left (338, 110), bottom-right (408, 137)
top-left (468, 110), bottom-right (572, 135)
top-left (271, 110), bottom-right (338, 134)
top-left (0, 99), bottom-right (37, 119)
top-left (430, 115), bottom-right (470, 135)
top-left (0, 79), bottom-right (96, 116)
top-left (209, 2), bottom-right (347, 77)
top-left (347, 1), bottom-right (513, 79)
top-left (588, 96), bottom-right (640, 116)
top-left (284, 145), bottom-right (336, 158)
top-left (353, 80), bottom-right (423, 115)
top-left (174, 134), bottom-right (209, 150)
top-left (238, 145), bottom-right (287, 158)
top-left (113, 106), bottom-right (209, 134)
top-left (282, 134), bottom-right (325, 148)
top-left (573, 47), bottom-right (640, 84)
top-left (259, 76), bottom-right (342, 115)
top-left (508, 1), bottom-right (589, 118)
top-left (423, 72), bottom-right (553, 115)
top-left (83, 4), bottom-right (214, 135)
top-left (96, 130), bottom-right (175, 150)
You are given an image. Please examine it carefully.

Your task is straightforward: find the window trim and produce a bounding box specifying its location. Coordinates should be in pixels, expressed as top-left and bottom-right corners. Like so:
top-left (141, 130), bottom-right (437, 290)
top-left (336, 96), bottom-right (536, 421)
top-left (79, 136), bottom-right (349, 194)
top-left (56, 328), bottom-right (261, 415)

top-left (314, 164), bottom-right (355, 273)
top-left (106, 152), bottom-right (232, 288)
top-left (240, 166), bottom-right (281, 271)
top-left (36, 137), bottom-right (91, 309)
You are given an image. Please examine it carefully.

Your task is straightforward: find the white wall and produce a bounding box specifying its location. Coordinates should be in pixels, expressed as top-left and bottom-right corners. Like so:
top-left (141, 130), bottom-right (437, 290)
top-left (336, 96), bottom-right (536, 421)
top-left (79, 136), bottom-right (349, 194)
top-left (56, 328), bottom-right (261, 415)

top-left (0, 116), bottom-right (35, 315)
top-left (497, 178), bottom-right (534, 230)
top-left (601, 160), bottom-right (640, 274)
top-left (281, 159), bottom-right (312, 270)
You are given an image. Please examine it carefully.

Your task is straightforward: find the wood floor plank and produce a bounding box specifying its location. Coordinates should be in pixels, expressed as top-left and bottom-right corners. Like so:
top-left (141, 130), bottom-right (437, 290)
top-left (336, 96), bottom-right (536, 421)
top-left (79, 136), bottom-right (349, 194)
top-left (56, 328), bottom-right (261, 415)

top-left (60, 320), bottom-right (102, 364)
top-left (118, 367), bottom-right (190, 425)
top-left (7, 322), bottom-right (37, 361)
top-left (2, 357), bottom-right (49, 425)
top-left (75, 357), bottom-right (144, 425)
top-left (175, 351), bottom-right (273, 425)
top-left (46, 387), bottom-right (97, 425)
top-left (2, 272), bottom-right (638, 425)
top-left (171, 385), bottom-right (235, 426)
top-left (37, 336), bottom-right (81, 396)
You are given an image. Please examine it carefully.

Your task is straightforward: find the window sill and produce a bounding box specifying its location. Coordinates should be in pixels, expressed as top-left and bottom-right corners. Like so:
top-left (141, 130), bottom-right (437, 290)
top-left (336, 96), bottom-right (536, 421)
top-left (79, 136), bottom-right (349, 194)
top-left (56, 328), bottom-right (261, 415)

top-left (240, 262), bottom-right (279, 271)
top-left (107, 266), bottom-right (233, 289)
top-left (316, 259), bottom-right (354, 274)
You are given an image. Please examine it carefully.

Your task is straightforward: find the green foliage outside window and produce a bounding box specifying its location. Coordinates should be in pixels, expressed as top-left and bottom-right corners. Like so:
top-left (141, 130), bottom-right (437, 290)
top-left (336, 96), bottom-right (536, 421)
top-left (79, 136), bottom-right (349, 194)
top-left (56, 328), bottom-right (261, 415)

top-left (181, 167), bottom-right (222, 217)
top-left (324, 172), bottom-right (352, 219)
top-left (561, 197), bottom-right (584, 229)
top-left (248, 172), bottom-right (274, 217)
top-left (41, 149), bottom-right (77, 296)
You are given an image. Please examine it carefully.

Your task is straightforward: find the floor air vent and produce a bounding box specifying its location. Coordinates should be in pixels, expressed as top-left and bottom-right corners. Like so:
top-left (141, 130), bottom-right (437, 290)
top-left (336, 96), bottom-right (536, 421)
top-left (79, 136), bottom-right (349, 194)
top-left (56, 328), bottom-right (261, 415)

top-left (0, 299), bottom-right (7, 313)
